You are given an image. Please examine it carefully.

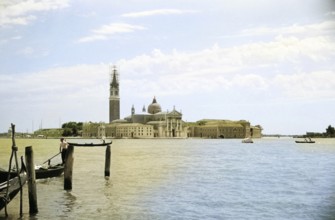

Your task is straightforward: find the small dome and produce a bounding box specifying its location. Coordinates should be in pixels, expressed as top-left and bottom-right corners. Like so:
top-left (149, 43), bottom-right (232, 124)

top-left (148, 97), bottom-right (162, 114)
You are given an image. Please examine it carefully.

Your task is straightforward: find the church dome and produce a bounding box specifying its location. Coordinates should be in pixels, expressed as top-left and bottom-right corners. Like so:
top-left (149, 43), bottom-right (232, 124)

top-left (148, 97), bottom-right (162, 114)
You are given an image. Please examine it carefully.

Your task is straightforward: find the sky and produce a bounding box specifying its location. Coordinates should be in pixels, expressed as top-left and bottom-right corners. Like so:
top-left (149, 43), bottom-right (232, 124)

top-left (1, 0), bottom-right (335, 135)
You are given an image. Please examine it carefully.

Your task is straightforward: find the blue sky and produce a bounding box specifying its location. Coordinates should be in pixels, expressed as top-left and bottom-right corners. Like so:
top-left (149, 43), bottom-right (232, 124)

top-left (1, 0), bottom-right (335, 135)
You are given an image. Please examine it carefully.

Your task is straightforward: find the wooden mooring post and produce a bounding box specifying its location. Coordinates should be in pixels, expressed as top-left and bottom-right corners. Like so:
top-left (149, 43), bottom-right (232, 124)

top-left (64, 145), bottom-right (74, 191)
top-left (25, 146), bottom-right (38, 214)
top-left (104, 144), bottom-right (111, 179)
top-left (62, 141), bottom-right (111, 188)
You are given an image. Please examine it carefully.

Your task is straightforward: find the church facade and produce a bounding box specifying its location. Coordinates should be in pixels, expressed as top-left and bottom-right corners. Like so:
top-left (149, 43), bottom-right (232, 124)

top-left (123, 97), bottom-right (187, 138)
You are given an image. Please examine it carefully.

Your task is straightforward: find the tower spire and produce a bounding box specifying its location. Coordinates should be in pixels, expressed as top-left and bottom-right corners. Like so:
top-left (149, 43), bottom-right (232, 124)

top-left (109, 65), bottom-right (120, 123)
top-left (111, 65), bottom-right (119, 88)
top-left (131, 104), bottom-right (135, 115)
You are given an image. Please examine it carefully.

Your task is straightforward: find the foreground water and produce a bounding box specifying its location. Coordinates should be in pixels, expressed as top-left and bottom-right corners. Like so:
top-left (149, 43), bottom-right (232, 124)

top-left (0, 138), bottom-right (335, 219)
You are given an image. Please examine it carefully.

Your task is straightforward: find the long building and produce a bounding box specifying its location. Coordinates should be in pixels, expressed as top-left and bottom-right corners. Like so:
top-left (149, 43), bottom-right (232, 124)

top-left (188, 119), bottom-right (262, 138)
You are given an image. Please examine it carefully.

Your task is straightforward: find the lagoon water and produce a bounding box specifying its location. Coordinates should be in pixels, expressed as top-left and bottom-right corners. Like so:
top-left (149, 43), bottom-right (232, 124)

top-left (1, 138), bottom-right (335, 219)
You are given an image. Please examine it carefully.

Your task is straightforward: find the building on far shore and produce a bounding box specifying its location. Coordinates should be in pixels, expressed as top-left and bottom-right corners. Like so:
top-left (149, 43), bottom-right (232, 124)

top-left (81, 66), bottom-right (262, 139)
top-left (187, 119), bottom-right (262, 139)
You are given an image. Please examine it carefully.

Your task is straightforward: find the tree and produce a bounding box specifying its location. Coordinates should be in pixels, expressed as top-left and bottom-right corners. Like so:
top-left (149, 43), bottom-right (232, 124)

top-left (197, 120), bottom-right (206, 126)
top-left (62, 122), bottom-right (83, 136)
top-left (62, 128), bottom-right (72, 136)
top-left (326, 125), bottom-right (335, 137)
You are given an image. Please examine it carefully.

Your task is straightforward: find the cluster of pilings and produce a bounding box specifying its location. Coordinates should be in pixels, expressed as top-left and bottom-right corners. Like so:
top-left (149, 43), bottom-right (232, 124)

top-left (13, 142), bottom-right (112, 216)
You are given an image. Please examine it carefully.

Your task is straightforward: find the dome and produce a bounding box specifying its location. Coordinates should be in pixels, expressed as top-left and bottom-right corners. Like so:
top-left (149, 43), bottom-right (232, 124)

top-left (148, 97), bottom-right (162, 114)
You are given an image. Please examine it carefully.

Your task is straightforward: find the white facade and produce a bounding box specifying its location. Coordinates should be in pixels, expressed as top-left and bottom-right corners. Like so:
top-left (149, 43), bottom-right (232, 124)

top-left (115, 123), bottom-right (154, 138)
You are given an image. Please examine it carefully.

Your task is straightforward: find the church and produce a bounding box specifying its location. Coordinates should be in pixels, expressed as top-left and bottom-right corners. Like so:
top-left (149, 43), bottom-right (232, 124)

top-left (82, 66), bottom-right (188, 138)
top-left (82, 66), bottom-right (262, 139)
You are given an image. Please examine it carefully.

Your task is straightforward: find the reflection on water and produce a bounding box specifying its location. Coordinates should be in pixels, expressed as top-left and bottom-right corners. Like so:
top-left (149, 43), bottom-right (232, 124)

top-left (104, 179), bottom-right (113, 199)
top-left (1, 138), bottom-right (335, 219)
top-left (63, 192), bottom-right (76, 214)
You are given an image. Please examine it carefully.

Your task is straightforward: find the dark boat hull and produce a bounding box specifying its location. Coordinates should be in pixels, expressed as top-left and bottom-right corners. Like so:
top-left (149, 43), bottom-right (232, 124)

top-left (35, 165), bottom-right (64, 179)
top-left (0, 165), bottom-right (64, 182)
top-left (0, 172), bottom-right (27, 210)
top-left (67, 141), bottom-right (112, 147)
top-left (295, 141), bottom-right (315, 143)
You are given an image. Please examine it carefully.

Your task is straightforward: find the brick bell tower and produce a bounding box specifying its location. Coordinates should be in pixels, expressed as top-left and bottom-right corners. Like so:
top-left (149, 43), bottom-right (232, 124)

top-left (109, 66), bottom-right (120, 123)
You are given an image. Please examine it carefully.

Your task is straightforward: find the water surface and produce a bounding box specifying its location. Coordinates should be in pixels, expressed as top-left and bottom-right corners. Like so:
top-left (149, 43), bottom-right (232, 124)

top-left (0, 138), bottom-right (335, 219)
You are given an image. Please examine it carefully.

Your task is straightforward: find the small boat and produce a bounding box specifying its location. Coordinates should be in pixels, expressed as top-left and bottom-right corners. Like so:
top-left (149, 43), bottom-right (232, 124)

top-left (242, 137), bottom-right (253, 143)
top-left (0, 164), bottom-right (27, 210)
top-left (34, 164), bottom-right (64, 179)
top-left (67, 141), bottom-right (112, 147)
top-left (295, 137), bottom-right (315, 144)
top-left (0, 163), bottom-right (64, 182)
top-left (295, 139), bottom-right (315, 143)
top-left (0, 152), bottom-right (64, 182)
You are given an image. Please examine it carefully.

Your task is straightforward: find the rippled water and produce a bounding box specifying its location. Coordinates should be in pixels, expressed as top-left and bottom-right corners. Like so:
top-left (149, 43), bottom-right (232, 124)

top-left (1, 138), bottom-right (335, 219)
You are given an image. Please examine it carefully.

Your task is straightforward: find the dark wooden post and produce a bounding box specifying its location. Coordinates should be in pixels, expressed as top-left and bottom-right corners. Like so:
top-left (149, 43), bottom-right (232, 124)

top-left (104, 144), bottom-right (111, 179)
top-left (64, 145), bottom-right (74, 191)
top-left (25, 146), bottom-right (38, 214)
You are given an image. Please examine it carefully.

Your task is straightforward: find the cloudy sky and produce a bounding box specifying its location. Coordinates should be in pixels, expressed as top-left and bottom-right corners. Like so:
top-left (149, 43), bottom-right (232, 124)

top-left (1, 0), bottom-right (335, 135)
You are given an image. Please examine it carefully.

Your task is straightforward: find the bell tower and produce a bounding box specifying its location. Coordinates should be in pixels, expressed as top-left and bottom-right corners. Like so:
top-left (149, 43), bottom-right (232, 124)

top-left (109, 66), bottom-right (120, 123)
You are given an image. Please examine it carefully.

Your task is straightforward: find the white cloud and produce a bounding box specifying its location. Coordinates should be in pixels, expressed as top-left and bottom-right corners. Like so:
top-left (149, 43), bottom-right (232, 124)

top-left (18, 46), bottom-right (34, 55)
top-left (93, 23), bottom-right (146, 35)
top-left (3, 33), bottom-right (331, 104)
top-left (78, 23), bottom-right (146, 43)
top-left (16, 46), bottom-right (49, 57)
top-left (240, 20), bottom-right (335, 37)
top-left (0, 64), bottom-right (110, 130)
top-left (117, 35), bottom-right (335, 100)
top-left (0, 64), bottom-right (108, 104)
top-left (121, 9), bottom-right (198, 18)
top-left (275, 71), bottom-right (335, 99)
top-left (77, 35), bottom-right (108, 43)
top-left (11, 35), bottom-right (22, 40)
top-left (0, 0), bottom-right (69, 27)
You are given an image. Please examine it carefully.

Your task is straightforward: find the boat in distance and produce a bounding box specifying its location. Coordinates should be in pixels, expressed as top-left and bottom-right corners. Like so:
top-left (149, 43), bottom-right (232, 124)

top-left (295, 140), bottom-right (315, 143)
top-left (242, 137), bottom-right (254, 143)
top-left (295, 138), bottom-right (315, 144)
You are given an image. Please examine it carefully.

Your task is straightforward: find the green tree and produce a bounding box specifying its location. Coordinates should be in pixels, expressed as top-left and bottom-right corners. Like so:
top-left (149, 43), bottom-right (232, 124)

top-left (62, 128), bottom-right (72, 136)
top-left (62, 121), bottom-right (83, 136)
top-left (197, 121), bottom-right (206, 126)
top-left (326, 125), bottom-right (335, 137)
